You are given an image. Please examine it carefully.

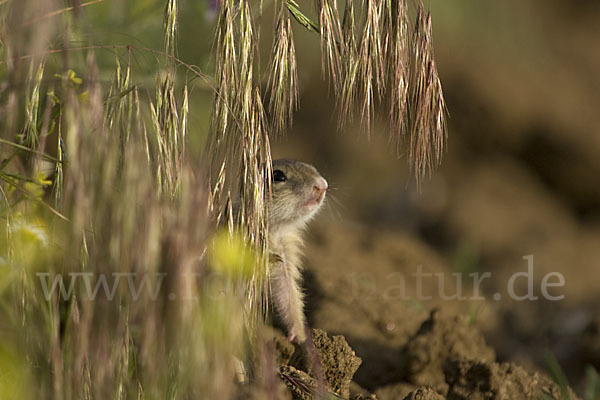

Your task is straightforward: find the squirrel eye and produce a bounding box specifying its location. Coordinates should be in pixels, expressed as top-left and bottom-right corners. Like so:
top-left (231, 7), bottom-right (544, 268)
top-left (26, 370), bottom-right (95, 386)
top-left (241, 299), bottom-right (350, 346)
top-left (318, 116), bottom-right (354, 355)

top-left (273, 169), bottom-right (287, 182)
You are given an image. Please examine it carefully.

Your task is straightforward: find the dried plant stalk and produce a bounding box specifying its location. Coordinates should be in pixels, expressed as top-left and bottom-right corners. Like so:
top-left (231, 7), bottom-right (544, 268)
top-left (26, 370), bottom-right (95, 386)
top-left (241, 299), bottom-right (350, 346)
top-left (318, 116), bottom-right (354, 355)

top-left (408, 5), bottom-right (447, 186)
top-left (22, 60), bottom-right (45, 149)
top-left (356, 0), bottom-right (384, 134)
top-left (210, 0), bottom-right (238, 154)
top-left (315, 0), bottom-right (344, 92)
top-left (208, 0), bottom-right (272, 331)
top-left (388, 0), bottom-right (410, 149)
top-left (267, 3), bottom-right (298, 136)
top-left (164, 0), bottom-right (178, 56)
top-left (150, 72), bottom-right (187, 198)
top-left (338, 0), bottom-right (357, 126)
top-left (313, 0), bottom-right (447, 183)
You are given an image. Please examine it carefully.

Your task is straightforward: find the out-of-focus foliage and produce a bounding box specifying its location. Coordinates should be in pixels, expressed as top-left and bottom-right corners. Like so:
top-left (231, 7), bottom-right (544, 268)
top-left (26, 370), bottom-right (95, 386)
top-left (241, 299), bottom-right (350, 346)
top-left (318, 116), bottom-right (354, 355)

top-left (0, 1), bottom-right (249, 398)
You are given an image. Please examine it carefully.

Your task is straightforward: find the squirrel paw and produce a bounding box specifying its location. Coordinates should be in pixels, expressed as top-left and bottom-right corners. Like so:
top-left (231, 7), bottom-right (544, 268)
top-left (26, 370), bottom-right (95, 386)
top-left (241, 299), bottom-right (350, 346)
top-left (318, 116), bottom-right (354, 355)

top-left (288, 327), bottom-right (307, 344)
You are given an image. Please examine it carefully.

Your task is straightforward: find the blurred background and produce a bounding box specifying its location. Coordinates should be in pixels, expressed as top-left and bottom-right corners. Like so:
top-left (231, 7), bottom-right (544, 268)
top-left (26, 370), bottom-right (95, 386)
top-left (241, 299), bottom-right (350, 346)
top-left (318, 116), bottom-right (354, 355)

top-left (2, 0), bottom-right (599, 397)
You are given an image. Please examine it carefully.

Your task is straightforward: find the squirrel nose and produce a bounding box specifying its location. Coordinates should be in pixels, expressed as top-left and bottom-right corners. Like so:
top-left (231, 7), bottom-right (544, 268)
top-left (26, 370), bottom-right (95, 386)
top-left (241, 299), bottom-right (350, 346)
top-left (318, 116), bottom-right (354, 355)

top-left (314, 177), bottom-right (328, 194)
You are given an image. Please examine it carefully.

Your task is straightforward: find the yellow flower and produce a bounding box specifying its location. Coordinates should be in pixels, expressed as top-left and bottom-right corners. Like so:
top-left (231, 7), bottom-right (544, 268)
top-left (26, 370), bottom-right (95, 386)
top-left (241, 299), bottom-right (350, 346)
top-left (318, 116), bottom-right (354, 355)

top-left (208, 230), bottom-right (258, 280)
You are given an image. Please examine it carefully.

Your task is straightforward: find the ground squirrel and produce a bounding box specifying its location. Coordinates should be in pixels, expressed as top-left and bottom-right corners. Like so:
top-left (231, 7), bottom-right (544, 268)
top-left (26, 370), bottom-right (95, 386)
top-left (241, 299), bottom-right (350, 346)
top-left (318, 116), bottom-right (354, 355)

top-left (268, 159), bottom-right (328, 343)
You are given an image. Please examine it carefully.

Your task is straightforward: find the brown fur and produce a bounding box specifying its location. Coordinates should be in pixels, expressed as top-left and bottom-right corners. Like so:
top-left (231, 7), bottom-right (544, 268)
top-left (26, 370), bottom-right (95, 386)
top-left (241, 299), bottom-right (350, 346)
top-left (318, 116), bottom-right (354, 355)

top-left (268, 160), bottom-right (327, 343)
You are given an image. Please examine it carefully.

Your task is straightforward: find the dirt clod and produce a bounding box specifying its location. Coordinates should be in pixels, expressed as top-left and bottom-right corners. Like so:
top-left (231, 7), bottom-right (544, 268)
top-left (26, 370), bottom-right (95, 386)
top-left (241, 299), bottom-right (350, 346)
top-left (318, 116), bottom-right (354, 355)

top-left (279, 365), bottom-right (316, 400)
top-left (310, 328), bottom-right (363, 398)
top-left (401, 310), bottom-right (495, 393)
top-left (278, 329), bottom-right (363, 399)
top-left (403, 387), bottom-right (445, 400)
top-left (444, 359), bottom-right (580, 400)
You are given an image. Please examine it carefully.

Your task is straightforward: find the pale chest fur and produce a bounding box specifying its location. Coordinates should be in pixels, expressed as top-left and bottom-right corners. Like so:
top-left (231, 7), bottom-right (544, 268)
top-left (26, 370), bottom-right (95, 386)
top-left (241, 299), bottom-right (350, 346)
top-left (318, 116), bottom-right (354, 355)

top-left (269, 227), bottom-right (305, 278)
